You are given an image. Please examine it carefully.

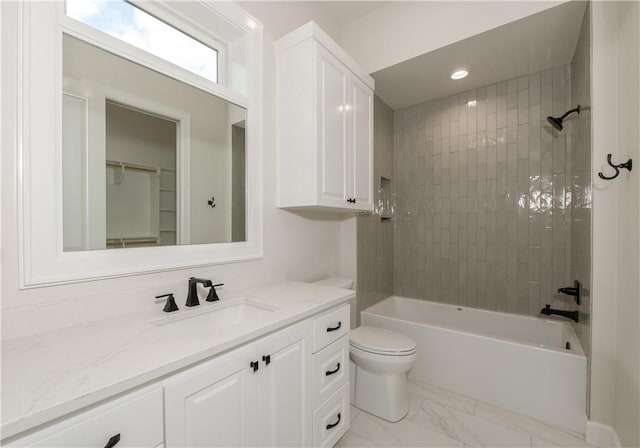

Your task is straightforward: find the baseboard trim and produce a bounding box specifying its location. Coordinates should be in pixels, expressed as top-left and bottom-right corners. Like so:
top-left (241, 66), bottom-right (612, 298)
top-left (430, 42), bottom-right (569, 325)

top-left (586, 421), bottom-right (622, 447)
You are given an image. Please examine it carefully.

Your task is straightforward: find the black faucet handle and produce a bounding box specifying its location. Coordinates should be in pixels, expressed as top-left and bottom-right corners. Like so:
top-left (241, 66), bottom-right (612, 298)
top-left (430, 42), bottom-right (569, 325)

top-left (545, 304), bottom-right (551, 309)
top-left (155, 293), bottom-right (179, 313)
top-left (206, 283), bottom-right (224, 302)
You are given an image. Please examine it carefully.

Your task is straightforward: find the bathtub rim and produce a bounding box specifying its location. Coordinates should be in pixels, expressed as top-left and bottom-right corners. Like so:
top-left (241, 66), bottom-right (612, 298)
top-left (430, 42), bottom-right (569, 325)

top-left (361, 295), bottom-right (586, 358)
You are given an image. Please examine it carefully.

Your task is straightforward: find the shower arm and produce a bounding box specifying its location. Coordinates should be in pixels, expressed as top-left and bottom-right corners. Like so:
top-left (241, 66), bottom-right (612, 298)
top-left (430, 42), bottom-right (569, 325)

top-left (559, 106), bottom-right (581, 120)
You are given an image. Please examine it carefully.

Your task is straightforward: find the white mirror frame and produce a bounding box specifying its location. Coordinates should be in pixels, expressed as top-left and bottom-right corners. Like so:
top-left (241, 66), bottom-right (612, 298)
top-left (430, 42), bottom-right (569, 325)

top-left (18, 1), bottom-right (263, 287)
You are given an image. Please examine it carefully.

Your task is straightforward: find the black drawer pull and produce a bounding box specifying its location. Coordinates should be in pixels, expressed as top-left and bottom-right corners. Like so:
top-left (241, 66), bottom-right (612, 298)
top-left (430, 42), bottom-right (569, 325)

top-left (326, 322), bottom-right (342, 332)
top-left (104, 434), bottom-right (121, 448)
top-left (326, 413), bottom-right (341, 430)
top-left (262, 354), bottom-right (271, 365)
top-left (325, 363), bottom-right (341, 376)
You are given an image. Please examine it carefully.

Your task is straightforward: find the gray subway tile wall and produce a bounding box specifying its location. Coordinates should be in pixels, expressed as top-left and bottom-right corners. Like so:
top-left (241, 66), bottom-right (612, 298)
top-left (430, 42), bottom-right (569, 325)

top-left (570, 3), bottom-right (592, 411)
top-left (394, 66), bottom-right (573, 316)
top-left (356, 95), bottom-right (395, 326)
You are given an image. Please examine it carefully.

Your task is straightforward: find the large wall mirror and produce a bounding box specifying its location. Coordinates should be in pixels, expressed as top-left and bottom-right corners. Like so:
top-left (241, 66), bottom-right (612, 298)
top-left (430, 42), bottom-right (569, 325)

top-left (18, 1), bottom-right (262, 285)
top-left (63, 34), bottom-right (247, 250)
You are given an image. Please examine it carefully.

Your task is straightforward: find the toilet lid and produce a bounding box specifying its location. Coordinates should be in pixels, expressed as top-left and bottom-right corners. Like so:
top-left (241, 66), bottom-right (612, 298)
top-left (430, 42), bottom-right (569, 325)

top-left (350, 326), bottom-right (416, 355)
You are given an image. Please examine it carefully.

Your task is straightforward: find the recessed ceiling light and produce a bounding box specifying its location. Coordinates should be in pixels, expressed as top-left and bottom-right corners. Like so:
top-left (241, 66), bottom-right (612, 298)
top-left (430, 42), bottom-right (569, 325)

top-left (451, 70), bottom-right (468, 80)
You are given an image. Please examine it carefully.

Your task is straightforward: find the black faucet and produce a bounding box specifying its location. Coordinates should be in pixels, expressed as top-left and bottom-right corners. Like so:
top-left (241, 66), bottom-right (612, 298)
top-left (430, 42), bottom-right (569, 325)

top-left (540, 304), bottom-right (579, 323)
top-left (558, 280), bottom-right (581, 305)
top-left (186, 277), bottom-right (213, 307)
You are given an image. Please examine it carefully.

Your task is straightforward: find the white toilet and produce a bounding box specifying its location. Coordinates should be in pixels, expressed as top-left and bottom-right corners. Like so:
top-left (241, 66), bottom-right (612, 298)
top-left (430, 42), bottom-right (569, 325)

top-left (349, 326), bottom-right (417, 422)
top-left (311, 277), bottom-right (417, 423)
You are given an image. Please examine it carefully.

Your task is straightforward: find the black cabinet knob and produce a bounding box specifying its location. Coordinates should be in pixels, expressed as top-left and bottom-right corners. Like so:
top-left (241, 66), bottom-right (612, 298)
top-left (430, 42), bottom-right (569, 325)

top-left (250, 360), bottom-right (259, 372)
top-left (262, 354), bottom-right (271, 365)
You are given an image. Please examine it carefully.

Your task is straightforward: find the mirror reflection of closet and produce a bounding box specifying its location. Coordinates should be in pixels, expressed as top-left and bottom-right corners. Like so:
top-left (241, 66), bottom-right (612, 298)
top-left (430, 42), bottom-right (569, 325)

top-left (61, 34), bottom-right (247, 252)
top-left (105, 101), bottom-right (177, 249)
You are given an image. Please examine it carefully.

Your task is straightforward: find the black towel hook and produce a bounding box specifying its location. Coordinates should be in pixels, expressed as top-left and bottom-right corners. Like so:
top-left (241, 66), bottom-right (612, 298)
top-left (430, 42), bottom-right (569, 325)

top-left (598, 154), bottom-right (632, 180)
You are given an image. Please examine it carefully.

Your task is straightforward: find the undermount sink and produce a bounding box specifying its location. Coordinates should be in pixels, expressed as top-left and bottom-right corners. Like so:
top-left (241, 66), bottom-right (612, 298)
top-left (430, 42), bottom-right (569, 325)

top-left (151, 299), bottom-right (277, 327)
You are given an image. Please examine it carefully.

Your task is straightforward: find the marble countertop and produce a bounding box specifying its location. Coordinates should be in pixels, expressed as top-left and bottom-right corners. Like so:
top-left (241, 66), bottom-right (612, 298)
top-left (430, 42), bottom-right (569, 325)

top-left (1, 281), bottom-right (354, 440)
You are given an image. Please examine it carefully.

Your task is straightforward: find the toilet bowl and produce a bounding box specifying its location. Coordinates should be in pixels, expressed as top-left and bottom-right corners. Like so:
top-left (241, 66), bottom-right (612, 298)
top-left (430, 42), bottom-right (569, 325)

top-left (349, 326), bottom-right (417, 422)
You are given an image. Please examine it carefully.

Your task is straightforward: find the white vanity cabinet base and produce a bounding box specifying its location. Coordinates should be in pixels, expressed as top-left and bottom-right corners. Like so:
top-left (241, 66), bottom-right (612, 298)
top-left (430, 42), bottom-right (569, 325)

top-left (256, 320), bottom-right (313, 447)
top-left (313, 383), bottom-right (350, 448)
top-left (6, 387), bottom-right (163, 448)
top-left (5, 301), bottom-right (349, 448)
top-left (312, 304), bottom-right (350, 352)
top-left (163, 344), bottom-right (259, 448)
top-left (313, 336), bottom-right (349, 408)
top-left (310, 304), bottom-right (351, 447)
top-left (163, 320), bottom-right (313, 448)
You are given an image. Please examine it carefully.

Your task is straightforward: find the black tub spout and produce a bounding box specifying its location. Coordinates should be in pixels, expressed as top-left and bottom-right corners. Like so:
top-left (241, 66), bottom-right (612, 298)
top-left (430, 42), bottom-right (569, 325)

top-left (540, 305), bottom-right (579, 323)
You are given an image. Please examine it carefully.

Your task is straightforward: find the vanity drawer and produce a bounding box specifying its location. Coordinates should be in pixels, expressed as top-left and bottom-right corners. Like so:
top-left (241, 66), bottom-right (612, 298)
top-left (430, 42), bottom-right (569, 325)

top-left (313, 335), bottom-right (349, 408)
top-left (312, 304), bottom-right (350, 353)
top-left (8, 387), bottom-right (164, 448)
top-left (312, 383), bottom-right (350, 448)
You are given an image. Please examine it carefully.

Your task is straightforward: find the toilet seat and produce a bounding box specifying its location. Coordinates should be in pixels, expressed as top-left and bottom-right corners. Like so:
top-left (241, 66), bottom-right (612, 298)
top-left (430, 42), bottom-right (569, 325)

top-left (350, 326), bottom-right (416, 356)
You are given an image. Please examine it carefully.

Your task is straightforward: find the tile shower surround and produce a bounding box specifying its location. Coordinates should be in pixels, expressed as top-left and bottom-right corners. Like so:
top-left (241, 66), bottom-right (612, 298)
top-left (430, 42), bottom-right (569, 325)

top-left (356, 96), bottom-right (395, 326)
top-left (570, 3), bottom-right (592, 410)
top-left (394, 66), bottom-right (574, 316)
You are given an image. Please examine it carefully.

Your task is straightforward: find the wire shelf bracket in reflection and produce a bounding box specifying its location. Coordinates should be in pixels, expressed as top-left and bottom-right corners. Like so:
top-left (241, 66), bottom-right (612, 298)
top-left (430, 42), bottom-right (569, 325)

top-left (598, 153), bottom-right (632, 180)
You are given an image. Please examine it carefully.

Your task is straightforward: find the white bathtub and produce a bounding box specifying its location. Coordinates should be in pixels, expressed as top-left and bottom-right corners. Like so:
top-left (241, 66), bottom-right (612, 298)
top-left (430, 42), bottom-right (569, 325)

top-left (361, 296), bottom-right (587, 434)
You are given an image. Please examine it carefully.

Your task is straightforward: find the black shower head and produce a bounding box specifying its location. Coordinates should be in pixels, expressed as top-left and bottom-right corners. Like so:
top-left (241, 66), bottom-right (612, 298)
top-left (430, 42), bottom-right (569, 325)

top-left (547, 116), bottom-right (564, 130)
top-left (546, 105), bottom-right (581, 131)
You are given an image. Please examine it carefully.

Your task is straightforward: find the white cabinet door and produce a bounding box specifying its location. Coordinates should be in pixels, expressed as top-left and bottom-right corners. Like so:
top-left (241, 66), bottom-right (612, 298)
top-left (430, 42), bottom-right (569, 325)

top-left (7, 387), bottom-right (164, 448)
top-left (164, 345), bottom-right (259, 448)
top-left (350, 75), bottom-right (374, 208)
top-left (257, 321), bottom-right (313, 447)
top-left (317, 45), bottom-right (348, 206)
top-left (276, 24), bottom-right (374, 212)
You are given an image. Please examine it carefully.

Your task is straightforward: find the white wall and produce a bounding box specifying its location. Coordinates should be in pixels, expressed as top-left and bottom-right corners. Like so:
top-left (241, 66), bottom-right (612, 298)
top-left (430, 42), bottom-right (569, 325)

top-left (106, 103), bottom-right (177, 171)
top-left (0, 2), bottom-right (352, 340)
top-left (590, 2), bottom-right (640, 446)
top-left (340, 1), bottom-right (565, 75)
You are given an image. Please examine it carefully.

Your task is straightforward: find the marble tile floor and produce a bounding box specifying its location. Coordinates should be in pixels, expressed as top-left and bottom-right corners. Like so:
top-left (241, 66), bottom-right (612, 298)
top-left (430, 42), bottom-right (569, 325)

top-left (337, 379), bottom-right (595, 448)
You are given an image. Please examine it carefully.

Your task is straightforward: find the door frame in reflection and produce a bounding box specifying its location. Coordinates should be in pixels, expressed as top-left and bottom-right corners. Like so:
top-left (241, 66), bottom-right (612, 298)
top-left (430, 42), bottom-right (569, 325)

top-left (63, 79), bottom-right (191, 250)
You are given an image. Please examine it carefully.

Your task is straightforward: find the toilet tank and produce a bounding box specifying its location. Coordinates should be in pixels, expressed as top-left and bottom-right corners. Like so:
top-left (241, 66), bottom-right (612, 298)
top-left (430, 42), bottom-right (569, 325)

top-left (312, 277), bottom-right (354, 289)
top-left (312, 277), bottom-right (355, 329)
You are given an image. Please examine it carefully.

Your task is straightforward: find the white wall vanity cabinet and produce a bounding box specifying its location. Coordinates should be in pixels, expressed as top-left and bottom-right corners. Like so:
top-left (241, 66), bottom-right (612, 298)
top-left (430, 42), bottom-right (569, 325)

top-left (276, 22), bottom-right (374, 212)
top-left (6, 303), bottom-right (350, 448)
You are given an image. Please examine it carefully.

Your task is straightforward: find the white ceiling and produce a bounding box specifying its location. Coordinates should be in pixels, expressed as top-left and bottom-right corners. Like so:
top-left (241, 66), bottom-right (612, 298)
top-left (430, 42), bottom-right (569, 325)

top-left (238, 1), bottom-right (388, 41)
top-left (372, 1), bottom-right (587, 110)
